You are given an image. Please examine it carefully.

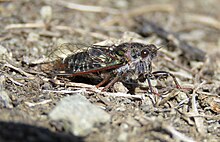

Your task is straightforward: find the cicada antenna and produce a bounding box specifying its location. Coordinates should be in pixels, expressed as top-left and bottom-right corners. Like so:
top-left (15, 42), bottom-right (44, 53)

top-left (156, 44), bottom-right (168, 51)
top-left (156, 46), bottom-right (163, 51)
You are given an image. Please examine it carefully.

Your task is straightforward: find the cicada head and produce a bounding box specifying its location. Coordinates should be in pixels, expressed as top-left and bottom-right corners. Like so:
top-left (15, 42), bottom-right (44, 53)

top-left (122, 43), bottom-right (160, 75)
top-left (129, 44), bottom-right (158, 61)
top-left (140, 44), bottom-right (159, 61)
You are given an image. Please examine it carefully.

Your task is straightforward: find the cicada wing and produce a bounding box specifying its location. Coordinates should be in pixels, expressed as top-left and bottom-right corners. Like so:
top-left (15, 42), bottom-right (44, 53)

top-left (60, 46), bottom-right (123, 75)
top-left (41, 43), bottom-right (90, 74)
top-left (47, 43), bottom-right (90, 62)
top-left (42, 43), bottom-right (125, 76)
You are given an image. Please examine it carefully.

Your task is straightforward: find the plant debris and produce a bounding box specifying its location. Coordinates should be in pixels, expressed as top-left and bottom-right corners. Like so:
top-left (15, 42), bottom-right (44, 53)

top-left (0, 0), bottom-right (220, 142)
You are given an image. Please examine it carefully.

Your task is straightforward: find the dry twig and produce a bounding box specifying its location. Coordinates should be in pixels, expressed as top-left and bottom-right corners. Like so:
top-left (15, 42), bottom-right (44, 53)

top-left (157, 90), bottom-right (180, 106)
top-left (42, 79), bottom-right (145, 100)
top-left (101, 4), bottom-right (174, 26)
top-left (45, 0), bottom-right (119, 14)
top-left (136, 19), bottom-right (206, 61)
top-left (103, 92), bottom-right (145, 100)
top-left (165, 125), bottom-right (195, 142)
top-left (42, 89), bottom-right (86, 94)
top-left (5, 23), bottom-right (45, 30)
top-left (5, 24), bottom-right (109, 40)
top-left (184, 14), bottom-right (220, 30)
top-left (25, 99), bottom-right (52, 107)
top-left (191, 80), bottom-right (207, 135)
top-left (3, 63), bottom-right (34, 78)
top-left (4, 74), bottom-right (24, 86)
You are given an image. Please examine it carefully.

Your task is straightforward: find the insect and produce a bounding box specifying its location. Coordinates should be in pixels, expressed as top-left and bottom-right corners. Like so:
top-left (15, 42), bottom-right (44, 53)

top-left (43, 42), bottom-right (182, 95)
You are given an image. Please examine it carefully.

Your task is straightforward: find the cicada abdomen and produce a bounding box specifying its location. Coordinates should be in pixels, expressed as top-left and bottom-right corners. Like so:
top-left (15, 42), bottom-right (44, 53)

top-left (40, 43), bottom-right (88, 74)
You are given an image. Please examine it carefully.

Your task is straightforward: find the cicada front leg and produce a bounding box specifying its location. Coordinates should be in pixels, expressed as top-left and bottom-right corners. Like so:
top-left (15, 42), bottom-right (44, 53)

top-left (152, 71), bottom-right (192, 92)
top-left (138, 71), bottom-right (190, 96)
top-left (152, 71), bottom-right (181, 89)
top-left (138, 73), bottom-right (159, 95)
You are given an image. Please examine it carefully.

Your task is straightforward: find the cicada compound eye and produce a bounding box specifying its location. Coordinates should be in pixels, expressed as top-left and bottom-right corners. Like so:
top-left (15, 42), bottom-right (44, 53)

top-left (141, 49), bottom-right (149, 58)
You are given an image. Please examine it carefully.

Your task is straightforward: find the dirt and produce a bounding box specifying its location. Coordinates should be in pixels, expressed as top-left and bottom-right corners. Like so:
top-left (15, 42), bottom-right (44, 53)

top-left (0, 0), bottom-right (220, 142)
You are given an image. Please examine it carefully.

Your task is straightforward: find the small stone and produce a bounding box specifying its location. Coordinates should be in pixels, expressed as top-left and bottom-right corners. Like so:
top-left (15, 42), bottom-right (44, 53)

top-left (40, 6), bottom-right (52, 23)
top-left (113, 82), bottom-right (129, 93)
top-left (114, 0), bottom-right (128, 8)
top-left (0, 91), bottom-right (13, 109)
top-left (27, 32), bottom-right (39, 42)
top-left (0, 45), bottom-right (12, 60)
top-left (190, 61), bottom-right (204, 69)
top-left (49, 94), bottom-right (110, 136)
top-left (176, 92), bottom-right (188, 103)
top-left (117, 131), bottom-right (128, 142)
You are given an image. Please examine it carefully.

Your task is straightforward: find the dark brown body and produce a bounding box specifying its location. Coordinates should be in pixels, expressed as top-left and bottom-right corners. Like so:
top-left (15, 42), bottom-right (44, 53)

top-left (43, 42), bottom-right (181, 93)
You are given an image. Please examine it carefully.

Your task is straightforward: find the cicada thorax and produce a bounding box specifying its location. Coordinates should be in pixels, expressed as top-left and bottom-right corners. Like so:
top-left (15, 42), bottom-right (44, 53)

top-left (111, 42), bottom-right (159, 87)
top-left (115, 42), bottom-right (157, 74)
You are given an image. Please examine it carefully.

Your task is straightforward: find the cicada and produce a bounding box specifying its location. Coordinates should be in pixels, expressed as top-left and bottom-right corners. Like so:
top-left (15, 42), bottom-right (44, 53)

top-left (42, 42), bottom-right (181, 94)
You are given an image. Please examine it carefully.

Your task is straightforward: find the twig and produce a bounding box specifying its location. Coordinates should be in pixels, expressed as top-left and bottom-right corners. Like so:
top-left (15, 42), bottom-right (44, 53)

top-left (0, 0), bottom-right (12, 2)
top-left (126, 4), bottom-right (174, 17)
top-left (146, 119), bottom-right (195, 142)
top-left (135, 19), bottom-right (206, 61)
top-left (165, 125), bottom-right (195, 142)
top-left (45, 78), bottom-right (99, 91)
top-left (42, 76), bottom-right (145, 100)
top-left (184, 14), bottom-right (220, 30)
top-left (158, 90), bottom-right (180, 106)
top-left (175, 109), bottom-right (195, 126)
top-left (196, 91), bottom-right (217, 96)
top-left (177, 98), bottom-right (190, 107)
top-left (169, 71), bottom-right (193, 80)
top-left (103, 92), bottom-right (145, 100)
top-left (0, 34), bottom-right (12, 42)
top-left (191, 80), bottom-right (207, 135)
top-left (3, 63), bottom-right (35, 78)
top-left (42, 79), bottom-right (145, 100)
top-left (42, 89), bottom-right (85, 94)
top-left (5, 24), bottom-right (109, 40)
top-left (101, 4), bottom-right (174, 26)
top-left (25, 99), bottom-right (52, 107)
top-left (4, 74), bottom-right (24, 86)
top-left (46, 0), bottom-right (119, 14)
top-left (183, 113), bottom-right (220, 120)
top-left (5, 23), bottom-right (45, 30)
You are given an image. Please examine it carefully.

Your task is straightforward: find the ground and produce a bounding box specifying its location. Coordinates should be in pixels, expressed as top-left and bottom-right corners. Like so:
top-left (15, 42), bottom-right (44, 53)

top-left (0, 0), bottom-right (220, 142)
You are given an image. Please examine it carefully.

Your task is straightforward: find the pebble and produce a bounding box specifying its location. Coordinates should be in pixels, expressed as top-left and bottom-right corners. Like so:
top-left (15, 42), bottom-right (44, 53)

top-left (113, 82), bottom-right (129, 93)
top-left (27, 32), bottom-right (39, 42)
top-left (176, 92), bottom-right (188, 103)
top-left (49, 93), bottom-right (111, 136)
top-left (0, 91), bottom-right (13, 109)
top-left (0, 45), bottom-right (12, 60)
top-left (40, 5), bottom-right (52, 23)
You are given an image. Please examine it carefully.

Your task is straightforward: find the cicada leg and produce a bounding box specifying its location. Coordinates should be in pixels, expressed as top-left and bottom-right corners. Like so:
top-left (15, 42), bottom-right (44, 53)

top-left (145, 74), bottom-right (160, 96)
top-left (96, 74), bottom-right (111, 88)
top-left (152, 71), bottom-right (181, 89)
top-left (152, 71), bottom-right (192, 92)
top-left (100, 70), bottom-right (128, 92)
top-left (101, 76), bottom-right (120, 92)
